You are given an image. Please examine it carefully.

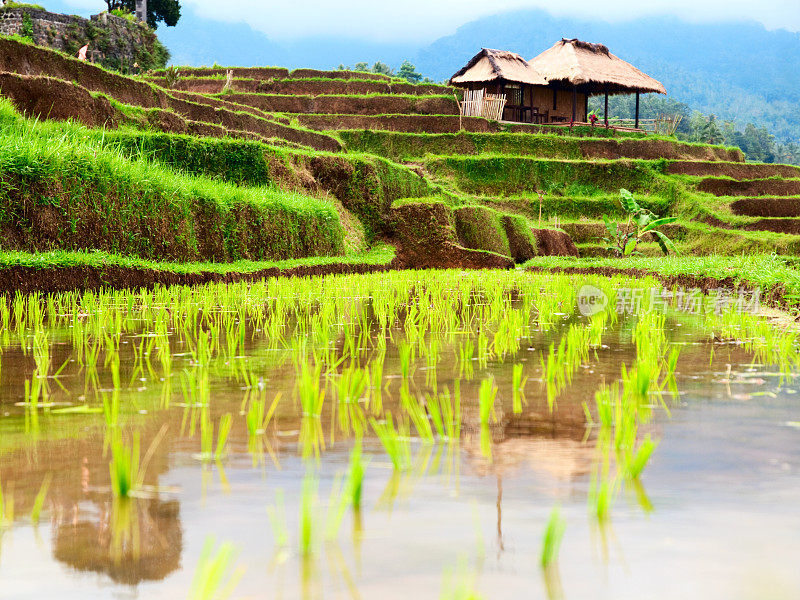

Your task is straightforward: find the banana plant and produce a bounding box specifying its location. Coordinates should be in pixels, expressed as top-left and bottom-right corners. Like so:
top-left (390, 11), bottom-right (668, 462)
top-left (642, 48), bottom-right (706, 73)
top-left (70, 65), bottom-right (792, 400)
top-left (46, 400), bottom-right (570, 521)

top-left (601, 189), bottom-right (678, 256)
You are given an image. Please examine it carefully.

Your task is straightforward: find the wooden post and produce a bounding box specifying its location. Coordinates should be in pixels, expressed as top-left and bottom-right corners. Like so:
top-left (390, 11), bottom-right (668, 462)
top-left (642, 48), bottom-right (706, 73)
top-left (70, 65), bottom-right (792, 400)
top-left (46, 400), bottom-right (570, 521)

top-left (571, 85), bottom-right (577, 123)
top-left (135, 0), bottom-right (147, 22)
top-left (500, 80), bottom-right (506, 121)
top-left (528, 84), bottom-right (534, 123)
top-left (584, 93), bottom-right (588, 122)
top-left (635, 91), bottom-right (640, 130)
top-left (604, 91), bottom-right (609, 127)
top-left (552, 88), bottom-right (557, 111)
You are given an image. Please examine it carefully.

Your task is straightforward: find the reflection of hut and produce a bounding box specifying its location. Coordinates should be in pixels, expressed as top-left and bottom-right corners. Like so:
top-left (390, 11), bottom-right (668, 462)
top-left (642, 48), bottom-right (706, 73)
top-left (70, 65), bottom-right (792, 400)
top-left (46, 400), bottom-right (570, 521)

top-left (449, 48), bottom-right (550, 123)
top-left (54, 497), bottom-right (182, 585)
top-left (531, 39), bottom-right (666, 128)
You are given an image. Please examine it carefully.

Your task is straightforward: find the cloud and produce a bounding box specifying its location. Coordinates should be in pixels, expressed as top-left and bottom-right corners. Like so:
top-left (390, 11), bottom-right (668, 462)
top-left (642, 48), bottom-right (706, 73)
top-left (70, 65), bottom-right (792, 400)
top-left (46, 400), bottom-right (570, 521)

top-left (61, 0), bottom-right (800, 41)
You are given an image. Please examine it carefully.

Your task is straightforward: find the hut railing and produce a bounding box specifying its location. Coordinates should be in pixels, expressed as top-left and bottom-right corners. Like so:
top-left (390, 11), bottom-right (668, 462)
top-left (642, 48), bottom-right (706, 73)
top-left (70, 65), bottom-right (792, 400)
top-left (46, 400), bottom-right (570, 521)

top-left (459, 89), bottom-right (485, 117)
top-left (482, 93), bottom-right (507, 121)
top-left (605, 116), bottom-right (682, 134)
top-left (605, 117), bottom-right (657, 132)
top-left (457, 90), bottom-right (507, 122)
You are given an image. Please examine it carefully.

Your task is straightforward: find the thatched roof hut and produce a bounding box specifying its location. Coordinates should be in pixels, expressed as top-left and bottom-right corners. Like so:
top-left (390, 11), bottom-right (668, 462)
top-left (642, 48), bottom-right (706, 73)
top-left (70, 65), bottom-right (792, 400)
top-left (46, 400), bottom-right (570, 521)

top-left (449, 48), bottom-right (550, 123)
top-left (450, 48), bottom-right (548, 87)
top-left (531, 38), bottom-right (666, 127)
top-left (530, 38), bottom-right (666, 95)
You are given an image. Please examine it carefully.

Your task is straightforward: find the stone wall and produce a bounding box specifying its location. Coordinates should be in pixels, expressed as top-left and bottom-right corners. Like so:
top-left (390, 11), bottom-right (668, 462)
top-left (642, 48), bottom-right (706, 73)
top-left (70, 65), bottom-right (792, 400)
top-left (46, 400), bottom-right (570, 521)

top-left (0, 7), bottom-right (168, 72)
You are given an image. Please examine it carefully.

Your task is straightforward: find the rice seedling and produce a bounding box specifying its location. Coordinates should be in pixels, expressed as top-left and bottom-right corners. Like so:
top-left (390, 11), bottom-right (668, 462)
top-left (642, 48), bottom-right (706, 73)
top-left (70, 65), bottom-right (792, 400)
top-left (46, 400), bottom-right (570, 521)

top-left (591, 475), bottom-right (617, 522)
top-left (300, 471), bottom-right (317, 557)
top-left (246, 392), bottom-right (281, 436)
top-left (188, 537), bottom-right (245, 600)
top-left (457, 338), bottom-right (475, 380)
top-left (109, 425), bottom-right (167, 497)
top-left (540, 506), bottom-right (566, 569)
top-left (401, 386), bottom-right (434, 443)
top-left (479, 422), bottom-right (493, 461)
top-left (30, 473), bottom-right (52, 526)
top-left (108, 431), bottom-right (141, 498)
top-left (215, 414), bottom-right (233, 460)
top-left (368, 354), bottom-right (385, 415)
top-left (0, 477), bottom-right (14, 528)
top-left (346, 438), bottom-right (367, 509)
top-left (398, 341), bottom-right (414, 384)
top-left (623, 435), bottom-right (659, 480)
top-left (298, 362), bottom-right (326, 418)
top-left (512, 363), bottom-right (528, 414)
top-left (370, 412), bottom-right (412, 471)
top-left (478, 377), bottom-right (498, 425)
top-left (198, 411), bottom-right (232, 461)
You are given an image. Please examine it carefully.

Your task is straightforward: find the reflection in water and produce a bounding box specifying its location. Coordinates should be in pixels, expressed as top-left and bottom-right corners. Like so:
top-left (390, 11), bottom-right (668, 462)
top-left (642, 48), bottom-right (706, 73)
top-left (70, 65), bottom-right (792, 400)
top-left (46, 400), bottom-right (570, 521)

top-left (0, 274), bottom-right (798, 599)
top-left (542, 564), bottom-right (565, 600)
top-left (53, 496), bottom-right (182, 585)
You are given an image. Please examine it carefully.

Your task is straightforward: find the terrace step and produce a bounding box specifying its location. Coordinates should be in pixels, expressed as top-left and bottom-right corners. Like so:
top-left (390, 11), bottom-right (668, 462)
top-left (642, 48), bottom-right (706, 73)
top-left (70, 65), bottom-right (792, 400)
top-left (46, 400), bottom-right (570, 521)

top-left (714, 217), bottom-right (800, 235)
top-left (730, 197), bottom-right (800, 217)
top-left (423, 156), bottom-right (662, 196)
top-left (667, 161), bottom-right (800, 179)
top-left (298, 114), bottom-right (499, 133)
top-left (145, 77), bottom-right (454, 97)
top-left (148, 66), bottom-right (290, 80)
top-left (243, 79), bottom-right (454, 97)
top-left (0, 38), bottom-right (342, 152)
top-left (147, 67), bottom-right (395, 82)
top-left (219, 93), bottom-right (459, 116)
top-left (290, 68), bottom-right (395, 81)
top-left (697, 178), bottom-right (800, 197)
top-left (337, 130), bottom-right (740, 162)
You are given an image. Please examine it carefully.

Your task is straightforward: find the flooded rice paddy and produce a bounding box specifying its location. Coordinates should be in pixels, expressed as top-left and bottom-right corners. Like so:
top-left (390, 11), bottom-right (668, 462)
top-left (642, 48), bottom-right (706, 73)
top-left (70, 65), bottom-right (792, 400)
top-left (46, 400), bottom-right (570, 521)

top-left (0, 270), bottom-right (799, 599)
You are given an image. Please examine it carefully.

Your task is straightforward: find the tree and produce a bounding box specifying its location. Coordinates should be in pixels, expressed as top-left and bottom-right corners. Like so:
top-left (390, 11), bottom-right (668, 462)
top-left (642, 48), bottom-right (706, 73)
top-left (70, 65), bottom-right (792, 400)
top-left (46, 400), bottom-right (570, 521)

top-left (370, 61), bottom-right (394, 77)
top-left (398, 60), bottom-right (423, 84)
top-left (104, 0), bottom-right (181, 28)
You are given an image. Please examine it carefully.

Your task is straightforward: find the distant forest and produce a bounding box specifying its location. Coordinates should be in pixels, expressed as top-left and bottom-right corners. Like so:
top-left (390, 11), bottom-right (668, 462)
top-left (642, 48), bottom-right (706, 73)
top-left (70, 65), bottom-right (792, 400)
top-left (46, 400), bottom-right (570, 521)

top-left (589, 95), bottom-right (800, 165)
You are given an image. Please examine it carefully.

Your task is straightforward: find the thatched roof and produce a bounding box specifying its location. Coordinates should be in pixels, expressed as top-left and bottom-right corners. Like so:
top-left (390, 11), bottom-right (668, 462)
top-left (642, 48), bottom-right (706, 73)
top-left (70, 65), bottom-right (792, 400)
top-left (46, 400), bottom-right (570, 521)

top-left (450, 48), bottom-right (548, 87)
top-left (530, 39), bottom-right (666, 95)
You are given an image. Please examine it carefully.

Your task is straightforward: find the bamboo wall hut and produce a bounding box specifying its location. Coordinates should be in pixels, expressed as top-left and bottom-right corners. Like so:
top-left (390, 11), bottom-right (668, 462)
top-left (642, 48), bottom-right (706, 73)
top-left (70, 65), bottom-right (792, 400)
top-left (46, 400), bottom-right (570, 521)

top-left (530, 39), bottom-right (667, 128)
top-left (449, 48), bottom-right (552, 123)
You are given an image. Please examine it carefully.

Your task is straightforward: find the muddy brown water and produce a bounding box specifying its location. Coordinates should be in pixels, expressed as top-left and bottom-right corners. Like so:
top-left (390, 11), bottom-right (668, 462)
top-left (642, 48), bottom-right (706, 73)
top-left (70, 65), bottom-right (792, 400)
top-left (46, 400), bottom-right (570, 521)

top-left (0, 302), bottom-right (798, 599)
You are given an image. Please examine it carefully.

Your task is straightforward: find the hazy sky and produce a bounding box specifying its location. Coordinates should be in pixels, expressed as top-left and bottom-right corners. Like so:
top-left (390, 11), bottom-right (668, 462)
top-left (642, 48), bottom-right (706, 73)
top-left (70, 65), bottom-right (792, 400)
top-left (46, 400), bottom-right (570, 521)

top-left (62, 0), bottom-right (800, 41)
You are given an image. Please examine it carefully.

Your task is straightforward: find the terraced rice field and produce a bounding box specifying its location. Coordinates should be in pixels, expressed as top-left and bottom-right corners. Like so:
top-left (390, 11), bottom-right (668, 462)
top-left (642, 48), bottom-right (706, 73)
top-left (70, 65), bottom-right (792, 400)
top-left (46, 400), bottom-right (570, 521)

top-left (1, 271), bottom-right (799, 598)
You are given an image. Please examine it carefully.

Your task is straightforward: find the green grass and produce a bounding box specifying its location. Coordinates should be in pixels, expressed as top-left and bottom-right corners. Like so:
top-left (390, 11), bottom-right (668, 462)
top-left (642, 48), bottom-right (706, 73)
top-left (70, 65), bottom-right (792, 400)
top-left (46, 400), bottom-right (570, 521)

top-left (0, 2), bottom-right (46, 10)
top-left (339, 130), bottom-right (583, 160)
top-left (216, 91), bottom-right (456, 101)
top-left (0, 244), bottom-right (395, 274)
top-left (85, 128), bottom-right (434, 240)
top-left (425, 156), bottom-right (676, 197)
top-left (338, 130), bottom-right (736, 161)
top-left (523, 253), bottom-right (800, 303)
top-left (0, 98), bottom-right (345, 261)
top-left (454, 206), bottom-right (512, 258)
